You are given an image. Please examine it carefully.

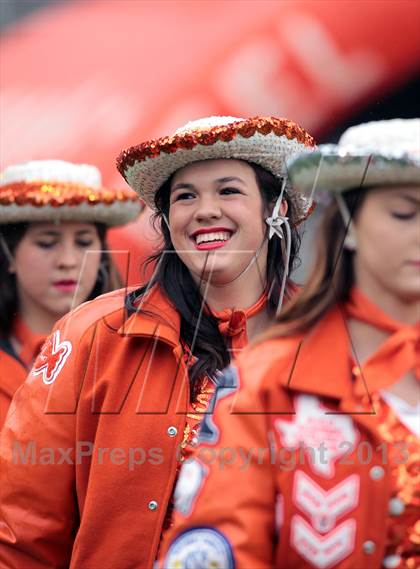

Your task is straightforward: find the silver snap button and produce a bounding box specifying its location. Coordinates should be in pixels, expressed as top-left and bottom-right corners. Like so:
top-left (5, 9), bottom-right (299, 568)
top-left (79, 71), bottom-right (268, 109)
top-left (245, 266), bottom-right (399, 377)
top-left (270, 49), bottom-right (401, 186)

top-left (167, 426), bottom-right (178, 437)
top-left (383, 554), bottom-right (402, 568)
top-left (388, 497), bottom-right (405, 516)
top-left (148, 500), bottom-right (158, 511)
top-left (369, 466), bottom-right (384, 480)
top-left (191, 436), bottom-right (199, 446)
top-left (362, 540), bottom-right (376, 555)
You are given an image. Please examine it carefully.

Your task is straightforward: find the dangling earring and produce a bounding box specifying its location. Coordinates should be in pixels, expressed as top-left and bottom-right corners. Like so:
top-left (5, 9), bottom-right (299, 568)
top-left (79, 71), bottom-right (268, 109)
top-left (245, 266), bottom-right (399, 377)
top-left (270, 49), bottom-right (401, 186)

top-left (343, 231), bottom-right (357, 251)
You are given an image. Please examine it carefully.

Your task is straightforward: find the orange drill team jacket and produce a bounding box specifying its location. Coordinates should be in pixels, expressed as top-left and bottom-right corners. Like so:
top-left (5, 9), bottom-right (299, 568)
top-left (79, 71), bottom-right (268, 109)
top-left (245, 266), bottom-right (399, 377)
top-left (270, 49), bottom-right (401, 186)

top-left (0, 286), bottom-right (192, 569)
top-left (0, 344), bottom-right (27, 428)
top-left (160, 305), bottom-right (414, 569)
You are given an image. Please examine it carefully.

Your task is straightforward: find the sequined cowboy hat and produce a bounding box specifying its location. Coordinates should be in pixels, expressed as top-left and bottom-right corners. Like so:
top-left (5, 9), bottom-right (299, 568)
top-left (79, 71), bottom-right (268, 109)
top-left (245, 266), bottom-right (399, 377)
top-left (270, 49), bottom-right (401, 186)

top-left (116, 115), bottom-right (316, 224)
top-left (286, 118), bottom-right (420, 196)
top-left (0, 160), bottom-right (143, 226)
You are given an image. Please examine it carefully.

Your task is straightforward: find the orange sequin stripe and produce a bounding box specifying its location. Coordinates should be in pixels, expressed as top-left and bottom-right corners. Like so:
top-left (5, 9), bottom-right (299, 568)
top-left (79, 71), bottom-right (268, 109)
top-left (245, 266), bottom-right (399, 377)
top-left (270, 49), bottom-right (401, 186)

top-left (117, 116), bottom-right (315, 174)
top-left (0, 181), bottom-right (138, 208)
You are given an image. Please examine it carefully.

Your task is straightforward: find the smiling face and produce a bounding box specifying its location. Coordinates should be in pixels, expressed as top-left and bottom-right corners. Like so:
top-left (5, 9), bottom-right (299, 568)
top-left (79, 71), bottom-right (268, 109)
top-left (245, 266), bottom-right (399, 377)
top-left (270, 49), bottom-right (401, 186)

top-left (168, 159), bottom-right (270, 287)
top-left (11, 222), bottom-right (102, 327)
top-left (353, 186), bottom-right (420, 304)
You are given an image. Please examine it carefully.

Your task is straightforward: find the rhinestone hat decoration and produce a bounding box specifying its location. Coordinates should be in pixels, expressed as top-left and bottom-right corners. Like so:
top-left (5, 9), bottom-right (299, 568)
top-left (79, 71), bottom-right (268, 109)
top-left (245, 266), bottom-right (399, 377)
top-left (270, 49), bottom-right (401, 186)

top-left (0, 160), bottom-right (142, 226)
top-left (117, 115), bottom-right (315, 224)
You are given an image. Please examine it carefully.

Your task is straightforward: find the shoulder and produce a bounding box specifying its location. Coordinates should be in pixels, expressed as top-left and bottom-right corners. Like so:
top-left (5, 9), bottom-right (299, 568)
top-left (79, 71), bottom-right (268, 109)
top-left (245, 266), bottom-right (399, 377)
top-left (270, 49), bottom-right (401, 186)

top-left (210, 337), bottom-right (302, 416)
top-left (0, 342), bottom-right (26, 399)
top-left (235, 335), bottom-right (303, 388)
top-left (49, 284), bottom-right (180, 352)
top-left (52, 287), bottom-right (132, 343)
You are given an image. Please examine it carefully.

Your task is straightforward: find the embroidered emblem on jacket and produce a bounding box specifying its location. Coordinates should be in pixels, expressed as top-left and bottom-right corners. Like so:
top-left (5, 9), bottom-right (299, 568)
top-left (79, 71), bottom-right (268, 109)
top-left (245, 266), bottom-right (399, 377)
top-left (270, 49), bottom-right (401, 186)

top-left (32, 330), bottom-right (72, 385)
top-left (199, 365), bottom-right (238, 445)
top-left (291, 515), bottom-right (356, 569)
top-left (164, 527), bottom-right (234, 569)
top-left (174, 458), bottom-right (208, 517)
top-left (293, 470), bottom-right (360, 533)
top-left (275, 395), bottom-right (359, 478)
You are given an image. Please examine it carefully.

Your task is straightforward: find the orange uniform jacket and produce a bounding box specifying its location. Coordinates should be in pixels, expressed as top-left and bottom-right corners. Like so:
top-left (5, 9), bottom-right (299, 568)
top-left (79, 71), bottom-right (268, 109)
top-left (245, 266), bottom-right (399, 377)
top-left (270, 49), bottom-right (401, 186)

top-left (0, 286), bottom-right (192, 569)
top-left (0, 343), bottom-right (27, 429)
top-left (160, 306), bottom-right (414, 569)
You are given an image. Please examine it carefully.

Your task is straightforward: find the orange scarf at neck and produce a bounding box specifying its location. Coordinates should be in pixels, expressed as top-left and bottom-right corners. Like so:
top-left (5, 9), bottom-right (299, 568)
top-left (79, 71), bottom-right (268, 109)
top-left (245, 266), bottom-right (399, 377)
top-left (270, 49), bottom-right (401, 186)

top-left (12, 317), bottom-right (47, 368)
top-left (345, 288), bottom-right (419, 395)
top-left (210, 291), bottom-right (268, 356)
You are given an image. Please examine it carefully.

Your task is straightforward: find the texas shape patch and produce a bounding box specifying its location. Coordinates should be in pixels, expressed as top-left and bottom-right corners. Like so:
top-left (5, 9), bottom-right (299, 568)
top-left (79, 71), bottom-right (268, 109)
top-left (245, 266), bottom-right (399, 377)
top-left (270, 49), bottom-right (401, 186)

top-left (32, 330), bottom-right (72, 385)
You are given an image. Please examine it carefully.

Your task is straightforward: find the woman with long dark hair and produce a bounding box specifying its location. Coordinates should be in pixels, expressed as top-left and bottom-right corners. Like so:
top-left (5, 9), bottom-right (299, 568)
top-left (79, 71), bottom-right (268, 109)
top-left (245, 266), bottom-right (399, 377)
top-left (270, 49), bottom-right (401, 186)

top-left (0, 116), bottom-right (315, 568)
top-left (160, 119), bottom-right (420, 569)
top-left (0, 159), bottom-right (141, 426)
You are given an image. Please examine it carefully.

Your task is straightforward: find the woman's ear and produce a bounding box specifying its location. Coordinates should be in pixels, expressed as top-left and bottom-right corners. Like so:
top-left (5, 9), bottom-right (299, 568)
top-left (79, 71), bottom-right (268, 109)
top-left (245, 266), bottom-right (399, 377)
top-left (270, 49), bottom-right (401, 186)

top-left (265, 198), bottom-right (288, 219)
top-left (279, 199), bottom-right (288, 217)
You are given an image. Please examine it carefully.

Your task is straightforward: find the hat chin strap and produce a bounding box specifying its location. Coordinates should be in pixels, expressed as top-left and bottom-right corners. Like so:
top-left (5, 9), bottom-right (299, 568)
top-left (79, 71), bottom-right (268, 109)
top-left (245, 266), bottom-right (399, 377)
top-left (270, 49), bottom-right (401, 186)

top-left (201, 237), bottom-right (267, 289)
top-left (206, 178), bottom-right (292, 313)
top-left (265, 178), bottom-right (292, 317)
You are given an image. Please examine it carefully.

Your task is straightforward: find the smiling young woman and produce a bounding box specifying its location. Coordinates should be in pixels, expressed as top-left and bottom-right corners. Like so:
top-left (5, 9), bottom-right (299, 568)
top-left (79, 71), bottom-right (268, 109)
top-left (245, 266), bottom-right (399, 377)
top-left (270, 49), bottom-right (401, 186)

top-left (0, 116), bottom-right (315, 568)
top-left (0, 160), bottom-right (141, 426)
top-left (160, 118), bottom-right (420, 569)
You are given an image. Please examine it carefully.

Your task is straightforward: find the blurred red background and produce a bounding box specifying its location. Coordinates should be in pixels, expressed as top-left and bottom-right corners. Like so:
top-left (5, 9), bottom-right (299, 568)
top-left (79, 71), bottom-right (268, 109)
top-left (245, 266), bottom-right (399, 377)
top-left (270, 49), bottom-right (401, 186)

top-left (1, 0), bottom-right (419, 283)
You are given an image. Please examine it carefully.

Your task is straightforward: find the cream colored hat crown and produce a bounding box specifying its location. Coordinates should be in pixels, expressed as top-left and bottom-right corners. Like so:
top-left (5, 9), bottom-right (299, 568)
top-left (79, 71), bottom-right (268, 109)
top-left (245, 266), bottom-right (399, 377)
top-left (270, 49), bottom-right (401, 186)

top-left (0, 160), bottom-right (101, 188)
top-left (0, 159), bottom-right (142, 226)
top-left (286, 118), bottom-right (420, 196)
top-left (117, 115), bottom-right (315, 224)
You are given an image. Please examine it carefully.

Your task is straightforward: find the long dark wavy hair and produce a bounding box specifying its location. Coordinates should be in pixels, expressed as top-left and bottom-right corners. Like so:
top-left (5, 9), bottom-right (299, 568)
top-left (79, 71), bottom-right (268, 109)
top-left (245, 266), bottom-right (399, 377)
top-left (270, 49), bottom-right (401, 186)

top-left (0, 222), bottom-right (122, 339)
top-left (259, 187), bottom-right (368, 340)
top-left (126, 161), bottom-right (302, 399)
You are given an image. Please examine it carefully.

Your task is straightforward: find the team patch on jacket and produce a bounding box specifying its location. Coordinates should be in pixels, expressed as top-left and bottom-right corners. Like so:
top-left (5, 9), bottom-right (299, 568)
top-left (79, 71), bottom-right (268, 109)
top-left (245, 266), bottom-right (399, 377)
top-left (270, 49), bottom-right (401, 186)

top-left (174, 458), bottom-right (208, 517)
top-left (291, 515), bottom-right (356, 569)
top-left (275, 395), bottom-right (359, 478)
top-left (199, 365), bottom-right (239, 445)
top-left (32, 330), bottom-right (72, 385)
top-left (163, 527), bottom-right (234, 569)
top-left (293, 471), bottom-right (360, 533)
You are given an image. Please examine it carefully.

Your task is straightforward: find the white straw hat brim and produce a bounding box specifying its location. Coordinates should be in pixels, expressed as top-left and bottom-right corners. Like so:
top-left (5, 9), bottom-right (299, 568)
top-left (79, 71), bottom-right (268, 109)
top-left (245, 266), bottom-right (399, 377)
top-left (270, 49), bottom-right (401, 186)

top-left (0, 200), bottom-right (143, 227)
top-left (117, 116), bottom-right (316, 224)
top-left (287, 145), bottom-right (420, 196)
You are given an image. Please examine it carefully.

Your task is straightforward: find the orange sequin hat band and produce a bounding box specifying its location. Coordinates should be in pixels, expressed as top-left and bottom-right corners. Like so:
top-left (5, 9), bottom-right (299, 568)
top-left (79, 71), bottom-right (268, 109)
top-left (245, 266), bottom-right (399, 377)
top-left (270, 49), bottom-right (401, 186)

top-left (1, 159), bottom-right (143, 226)
top-left (116, 115), bottom-right (316, 225)
top-left (0, 180), bottom-right (142, 226)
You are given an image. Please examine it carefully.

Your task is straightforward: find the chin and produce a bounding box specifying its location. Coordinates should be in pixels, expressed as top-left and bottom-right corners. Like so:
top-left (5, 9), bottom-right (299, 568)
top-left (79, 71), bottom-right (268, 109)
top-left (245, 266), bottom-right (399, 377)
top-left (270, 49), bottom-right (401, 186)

top-left (202, 265), bottom-right (248, 285)
top-left (394, 286), bottom-right (420, 304)
top-left (54, 300), bottom-right (75, 315)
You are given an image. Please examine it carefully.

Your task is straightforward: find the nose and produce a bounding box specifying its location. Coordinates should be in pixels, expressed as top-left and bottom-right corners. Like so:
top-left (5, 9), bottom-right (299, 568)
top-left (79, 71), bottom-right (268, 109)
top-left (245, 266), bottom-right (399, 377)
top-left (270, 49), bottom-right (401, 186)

top-left (194, 194), bottom-right (222, 222)
top-left (57, 241), bottom-right (80, 270)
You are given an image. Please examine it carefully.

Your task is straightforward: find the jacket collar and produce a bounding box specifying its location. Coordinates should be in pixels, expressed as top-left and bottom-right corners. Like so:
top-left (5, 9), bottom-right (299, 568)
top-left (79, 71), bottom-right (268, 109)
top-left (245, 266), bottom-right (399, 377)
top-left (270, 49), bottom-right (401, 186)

top-left (275, 305), bottom-right (353, 401)
top-left (118, 285), bottom-right (181, 348)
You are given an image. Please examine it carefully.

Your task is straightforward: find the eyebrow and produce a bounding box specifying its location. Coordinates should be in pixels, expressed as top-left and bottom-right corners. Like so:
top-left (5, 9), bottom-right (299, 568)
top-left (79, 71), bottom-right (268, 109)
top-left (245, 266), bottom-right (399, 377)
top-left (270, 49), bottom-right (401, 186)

top-left (214, 176), bottom-right (246, 185)
top-left (33, 229), bottom-right (95, 237)
top-left (392, 193), bottom-right (420, 206)
top-left (171, 176), bottom-right (246, 192)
